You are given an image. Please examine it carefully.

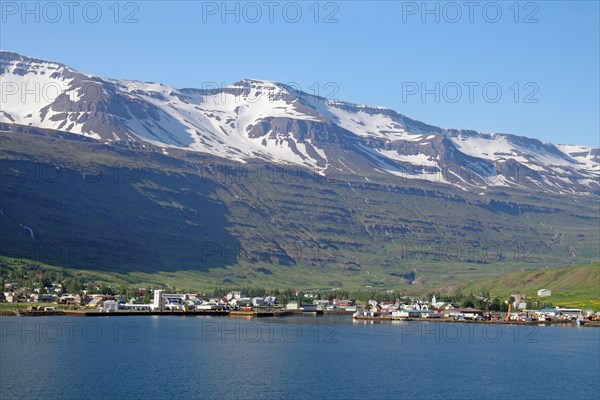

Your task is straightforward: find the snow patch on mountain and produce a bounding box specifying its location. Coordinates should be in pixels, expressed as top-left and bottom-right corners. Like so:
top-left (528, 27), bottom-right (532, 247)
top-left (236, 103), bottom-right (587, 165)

top-left (1, 51), bottom-right (598, 195)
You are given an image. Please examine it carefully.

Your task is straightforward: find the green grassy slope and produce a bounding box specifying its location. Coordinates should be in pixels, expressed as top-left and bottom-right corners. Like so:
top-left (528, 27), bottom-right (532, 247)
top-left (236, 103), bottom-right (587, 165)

top-left (457, 264), bottom-right (600, 310)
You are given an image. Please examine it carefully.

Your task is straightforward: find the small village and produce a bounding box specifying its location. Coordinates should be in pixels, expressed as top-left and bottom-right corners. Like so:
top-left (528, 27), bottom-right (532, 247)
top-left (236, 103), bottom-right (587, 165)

top-left (2, 281), bottom-right (599, 326)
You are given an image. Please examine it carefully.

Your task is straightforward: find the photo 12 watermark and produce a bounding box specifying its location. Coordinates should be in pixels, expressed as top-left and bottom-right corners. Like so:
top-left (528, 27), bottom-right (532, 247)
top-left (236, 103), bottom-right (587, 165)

top-left (1, 1), bottom-right (141, 24)
top-left (200, 1), bottom-right (340, 24)
top-left (393, 239), bottom-right (545, 264)
top-left (0, 79), bottom-right (340, 107)
top-left (192, 160), bottom-right (341, 186)
top-left (399, 321), bottom-right (539, 344)
top-left (400, 1), bottom-right (540, 24)
top-left (200, 321), bottom-right (339, 343)
top-left (1, 80), bottom-right (141, 107)
top-left (194, 239), bottom-right (336, 266)
top-left (198, 80), bottom-right (340, 104)
top-left (1, 321), bottom-right (140, 344)
top-left (0, 239), bottom-right (140, 266)
top-left (401, 81), bottom-right (540, 104)
top-left (0, 160), bottom-right (140, 186)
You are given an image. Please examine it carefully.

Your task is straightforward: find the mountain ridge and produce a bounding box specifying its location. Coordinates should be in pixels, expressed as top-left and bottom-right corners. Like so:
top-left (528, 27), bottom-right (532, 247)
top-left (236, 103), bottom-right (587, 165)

top-left (1, 51), bottom-right (598, 197)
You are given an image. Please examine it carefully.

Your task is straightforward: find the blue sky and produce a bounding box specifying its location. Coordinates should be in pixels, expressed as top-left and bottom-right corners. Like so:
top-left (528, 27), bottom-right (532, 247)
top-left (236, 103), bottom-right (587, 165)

top-left (1, 0), bottom-right (598, 146)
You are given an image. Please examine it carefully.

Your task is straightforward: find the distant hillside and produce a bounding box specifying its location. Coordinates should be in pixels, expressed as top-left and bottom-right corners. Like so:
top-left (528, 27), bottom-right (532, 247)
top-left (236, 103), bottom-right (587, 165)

top-left (459, 264), bottom-right (600, 310)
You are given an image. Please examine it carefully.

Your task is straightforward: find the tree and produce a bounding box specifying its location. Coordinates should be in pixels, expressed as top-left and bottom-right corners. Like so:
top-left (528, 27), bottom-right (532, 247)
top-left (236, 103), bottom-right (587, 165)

top-left (490, 298), bottom-right (502, 311)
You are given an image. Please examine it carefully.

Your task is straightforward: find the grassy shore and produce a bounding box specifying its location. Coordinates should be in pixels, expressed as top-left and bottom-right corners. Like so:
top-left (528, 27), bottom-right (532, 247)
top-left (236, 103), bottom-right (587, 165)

top-left (0, 302), bottom-right (62, 311)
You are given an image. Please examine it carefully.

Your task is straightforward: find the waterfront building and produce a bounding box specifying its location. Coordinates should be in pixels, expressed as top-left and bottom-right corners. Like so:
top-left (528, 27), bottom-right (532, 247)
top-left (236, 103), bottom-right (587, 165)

top-left (3, 292), bottom-right (18, 303)
top-left (102, 300), bottom-right (119, 312)
top-left (152, 290), bottom-right (165, 310)
top-left (392, 309), bottom-right (434, 318)
top-left (252, 297), bottom-right (265, 307)
top-left (333, 299), bottom-right (353, 308)
top-left (30, 293), bottom-right (56, 303)
top-left (286, 301), bottom-right (300, 310)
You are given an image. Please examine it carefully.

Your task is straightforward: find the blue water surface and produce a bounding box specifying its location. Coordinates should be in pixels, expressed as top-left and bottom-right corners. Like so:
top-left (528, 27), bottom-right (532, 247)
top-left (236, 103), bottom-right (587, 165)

top-left (1, 315), bottom-right (598, 400)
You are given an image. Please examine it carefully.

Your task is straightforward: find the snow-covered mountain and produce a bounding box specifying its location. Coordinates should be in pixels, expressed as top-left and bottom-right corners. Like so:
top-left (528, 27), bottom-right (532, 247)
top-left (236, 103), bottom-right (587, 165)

top-left (1, 51), bottom-right (598, 195)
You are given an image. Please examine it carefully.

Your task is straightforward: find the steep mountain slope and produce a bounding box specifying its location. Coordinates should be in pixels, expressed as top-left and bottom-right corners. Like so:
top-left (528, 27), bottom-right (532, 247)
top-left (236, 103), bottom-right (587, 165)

top-left (0, 125), bottom-right (598, 289)
top-left (0, 52), bottom-right (598, 289)
top-left (1, 51), bottom-right (598, 197)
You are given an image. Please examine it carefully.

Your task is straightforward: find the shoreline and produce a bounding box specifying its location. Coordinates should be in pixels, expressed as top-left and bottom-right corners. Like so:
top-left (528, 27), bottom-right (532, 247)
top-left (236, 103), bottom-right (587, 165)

top-left (0, 308), bottom-right (351, 318)
top-left (1, 309), bottom-right (598, 327)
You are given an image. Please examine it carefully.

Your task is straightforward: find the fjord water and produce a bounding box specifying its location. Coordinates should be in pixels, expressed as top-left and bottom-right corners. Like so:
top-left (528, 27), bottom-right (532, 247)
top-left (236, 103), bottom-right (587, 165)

top-left (1, 316), bottom-right (598, 400)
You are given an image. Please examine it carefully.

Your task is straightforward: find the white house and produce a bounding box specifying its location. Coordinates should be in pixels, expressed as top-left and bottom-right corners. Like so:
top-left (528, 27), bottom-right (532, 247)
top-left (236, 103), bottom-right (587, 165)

top-left (3, 292), bottom-right (18, 303)
top-left (252, 297), bottom-right (265, 307)
top-left (286, 301), bottom-right (300, 310)
top-left (30, 293), bottom-right (56, 303)
top-left (230, 297), bottom-right (251, 307)
top-left (537, 289), bottom-right (551, 297)
top-left (102, 300), bottom-right (119, 312)
top-left (226, 291), bottom-right (244, 301)
top-left (313, 299), bottom-right (331, 309)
